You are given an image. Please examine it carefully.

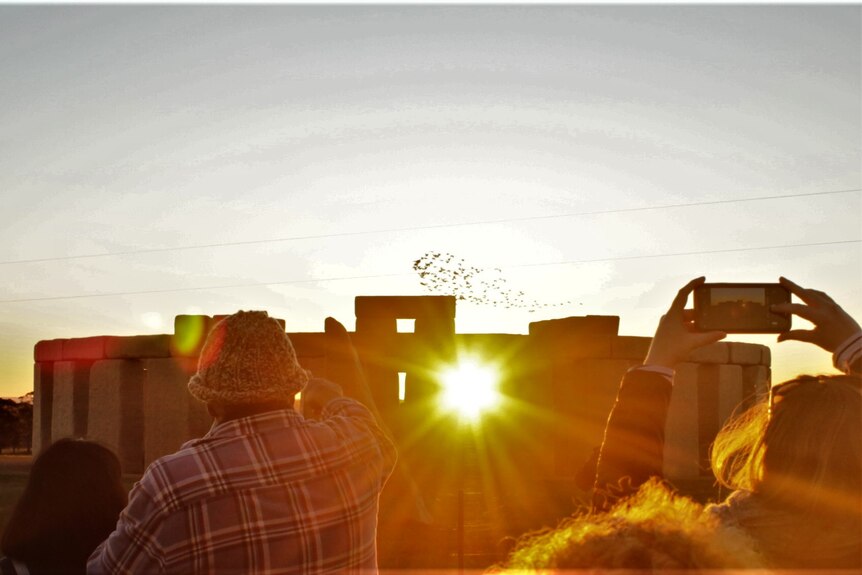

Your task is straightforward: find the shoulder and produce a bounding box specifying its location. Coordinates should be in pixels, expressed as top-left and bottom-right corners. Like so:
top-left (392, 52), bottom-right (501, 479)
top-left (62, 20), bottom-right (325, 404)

top-left (127, 441), bottom-right (212, 518)
top-left (707, 489), bottom-right (759, 525)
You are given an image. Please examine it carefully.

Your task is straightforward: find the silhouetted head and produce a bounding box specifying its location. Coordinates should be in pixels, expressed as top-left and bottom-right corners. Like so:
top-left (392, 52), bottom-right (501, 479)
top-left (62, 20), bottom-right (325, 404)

top-left (1, 438), bottom-right (127, 573)
top-left (500, 479), bottom-right (764, 570)
top-left (188, 310), bottom-right (309, 421)
top-left (713, 374), bottom-right (861, 517)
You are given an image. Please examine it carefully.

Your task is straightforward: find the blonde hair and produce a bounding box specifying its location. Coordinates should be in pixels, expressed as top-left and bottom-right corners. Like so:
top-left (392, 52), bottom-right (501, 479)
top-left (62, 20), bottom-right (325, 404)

top-left (499, 479), bottom-right (764, 570)
top-left (712, 374), bottom-right (862, 517)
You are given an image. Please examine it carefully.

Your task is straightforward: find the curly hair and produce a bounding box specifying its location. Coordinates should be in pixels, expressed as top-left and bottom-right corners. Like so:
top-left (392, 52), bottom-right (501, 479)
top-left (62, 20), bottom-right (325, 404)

top-left (499, 479), bottom-right (764, 570)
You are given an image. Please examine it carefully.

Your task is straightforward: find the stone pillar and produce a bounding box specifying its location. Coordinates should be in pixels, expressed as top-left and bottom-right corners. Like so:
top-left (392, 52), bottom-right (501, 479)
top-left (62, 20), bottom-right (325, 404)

top-left (142, 358), bottom-right (211, 466)
top-left (51, 361), bottom-right (93, 441)
top-left (33, 339), bottom-right (63, 452)
top-left (664, 362), bottom-right (701, 480)
top-left (87, 360), bottom-right (146, 474)
top-left (32, 362), bottom-right (54, 454)
top-left (742, 365), bottom-right (771, 408)
top-left (354, 316), bottom-right (399, 414)
top-left (527, 316), bottom-right (620, 480)
top-left (554, 358), bottom-right (636, 478)
top-left (717, 364), bottom-right (745, 425)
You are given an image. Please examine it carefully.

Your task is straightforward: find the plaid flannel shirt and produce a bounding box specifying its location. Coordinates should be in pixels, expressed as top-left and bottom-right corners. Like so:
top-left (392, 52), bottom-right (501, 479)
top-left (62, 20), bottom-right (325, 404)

top-left (87, 397), bottom-right (396, 574)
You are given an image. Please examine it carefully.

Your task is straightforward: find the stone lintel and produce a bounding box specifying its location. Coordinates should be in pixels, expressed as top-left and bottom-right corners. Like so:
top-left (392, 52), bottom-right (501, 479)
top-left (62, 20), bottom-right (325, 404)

top-left (105, 335), bottom-right (172, 359)
top-left (529, 315), bottom-right (620, 338)
top-left (610, 336), bottom-right (651, 360)
top-left (728, 342), bottom-right (763, 365)
top-left (355, 296), bottom-right (456, 320)
top-left (62, 337), bottom-right (107, 360)
top-left (34, 339), bottom-right (64, 362)
top-left (686, 342), bottom-right (730, 364)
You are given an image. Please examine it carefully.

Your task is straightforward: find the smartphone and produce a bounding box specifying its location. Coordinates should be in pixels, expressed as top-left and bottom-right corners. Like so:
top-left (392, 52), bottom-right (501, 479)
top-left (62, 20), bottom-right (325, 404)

top-left (693, 283), bottom-right (791, 333)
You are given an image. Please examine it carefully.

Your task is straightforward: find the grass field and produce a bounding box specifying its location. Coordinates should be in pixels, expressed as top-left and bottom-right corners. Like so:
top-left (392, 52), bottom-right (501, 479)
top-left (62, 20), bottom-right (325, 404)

top-left (0, 456), bottom-right (31, 539)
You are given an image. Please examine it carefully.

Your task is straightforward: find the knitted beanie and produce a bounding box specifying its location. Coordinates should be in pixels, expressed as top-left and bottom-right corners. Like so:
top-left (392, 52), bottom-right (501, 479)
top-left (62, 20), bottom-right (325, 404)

top-left (188, 310), bottom-right (309, 405)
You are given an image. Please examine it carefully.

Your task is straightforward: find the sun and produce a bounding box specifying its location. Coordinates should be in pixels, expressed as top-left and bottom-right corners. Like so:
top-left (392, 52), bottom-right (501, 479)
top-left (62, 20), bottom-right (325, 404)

top-left (438, 357), bottom-right (501, 422)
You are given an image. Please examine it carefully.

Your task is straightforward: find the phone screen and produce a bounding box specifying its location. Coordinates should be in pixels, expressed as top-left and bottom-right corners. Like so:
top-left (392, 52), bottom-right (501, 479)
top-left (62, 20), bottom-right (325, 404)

top-left (694, 284), bottom-right (790, 333)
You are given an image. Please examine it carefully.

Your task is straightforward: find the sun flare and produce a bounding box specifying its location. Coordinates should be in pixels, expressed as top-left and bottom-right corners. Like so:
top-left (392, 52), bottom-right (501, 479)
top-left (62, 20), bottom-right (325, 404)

top-left (438, 357), bottom-right (501, 422)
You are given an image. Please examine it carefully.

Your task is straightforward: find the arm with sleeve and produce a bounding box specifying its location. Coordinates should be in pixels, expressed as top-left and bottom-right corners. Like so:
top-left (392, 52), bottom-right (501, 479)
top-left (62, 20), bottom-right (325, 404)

top-left (591, 367), bottom-right (674, 512)
top-left (592, 331), bottom-right (862, 513)
top-left (319, 397), bottom-right (398, 481)
top-left (86, 481), bottom-right (165, 574)
top-left (833, 331), bottom-right (862, 376)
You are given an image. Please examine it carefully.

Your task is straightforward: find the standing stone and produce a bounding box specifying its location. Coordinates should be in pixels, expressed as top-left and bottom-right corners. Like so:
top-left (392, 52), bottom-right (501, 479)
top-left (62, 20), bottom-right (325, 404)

top-left (664, 363), bottom-right (700, 480)
top-left (696, 365), bottom-right (721, 476)
top-left (88, 360), bottom-right (145, 473)
top-left (554, 358), bottom-right (636, 478)
top-left (142, 358), bottom-right (211, 466)
top-left (717, 364), bottom-right (745, 426)
top-left (742, 365), bottom-right (771, 408)
top-left (51, 361), bottom-right (92, 441)
top-left (32, 362), bottom-right (54, 454)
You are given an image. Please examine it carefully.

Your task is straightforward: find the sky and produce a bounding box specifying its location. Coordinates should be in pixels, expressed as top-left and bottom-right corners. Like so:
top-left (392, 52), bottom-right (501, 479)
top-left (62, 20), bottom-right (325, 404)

top-left (0, 5), bottom-right (860, 398)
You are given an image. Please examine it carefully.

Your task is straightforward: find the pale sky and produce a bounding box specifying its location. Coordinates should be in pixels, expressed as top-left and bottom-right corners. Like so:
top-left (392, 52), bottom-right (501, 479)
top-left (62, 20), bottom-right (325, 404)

top-left (1, 5), bottom-right (860, 397)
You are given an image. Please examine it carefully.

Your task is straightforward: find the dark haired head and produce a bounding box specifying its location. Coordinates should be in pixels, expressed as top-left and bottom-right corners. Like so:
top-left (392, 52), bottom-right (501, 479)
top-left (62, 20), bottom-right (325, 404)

top-left (1, 438), bottom-right (127, 573)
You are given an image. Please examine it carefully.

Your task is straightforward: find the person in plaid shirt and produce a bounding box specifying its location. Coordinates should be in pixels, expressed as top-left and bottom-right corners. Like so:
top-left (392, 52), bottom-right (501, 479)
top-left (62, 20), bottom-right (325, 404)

top-left (88, 311), bottom-right (396, 574)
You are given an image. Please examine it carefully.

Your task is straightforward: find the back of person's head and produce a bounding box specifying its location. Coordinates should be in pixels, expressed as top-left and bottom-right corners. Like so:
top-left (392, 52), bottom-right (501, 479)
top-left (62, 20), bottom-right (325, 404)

top-left (188, 310), bottom-right (309, 412)
top-left (499, 479), bottom-right (764, 570)
top-left (712, 374), bottom-right (862, 517)
top-left (1, 438), bottom-right (127, 573)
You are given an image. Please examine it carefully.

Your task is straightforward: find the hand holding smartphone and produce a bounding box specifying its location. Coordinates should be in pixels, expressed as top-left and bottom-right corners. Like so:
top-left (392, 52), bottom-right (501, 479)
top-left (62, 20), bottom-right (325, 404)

top-left (693, 283), bottom-right (791, 333)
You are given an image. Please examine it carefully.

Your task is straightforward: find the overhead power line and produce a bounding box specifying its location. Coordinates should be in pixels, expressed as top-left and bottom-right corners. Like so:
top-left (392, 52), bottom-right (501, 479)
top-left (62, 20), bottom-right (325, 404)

top-left (1, 238), bottom-right (858, 304)
top-left (1, 187), bottom-right (859, 266)
top-left (511, 239), bottom-right (862, 268)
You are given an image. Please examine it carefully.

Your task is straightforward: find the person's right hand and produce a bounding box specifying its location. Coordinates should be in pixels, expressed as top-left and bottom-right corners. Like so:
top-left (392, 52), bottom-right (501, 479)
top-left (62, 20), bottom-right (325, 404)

top-left (301, 377), bottom-right (343, 420)
top-left (643, 277), bottom-right (727, 369)
top-left (772, 276), bottom-right (861, 354)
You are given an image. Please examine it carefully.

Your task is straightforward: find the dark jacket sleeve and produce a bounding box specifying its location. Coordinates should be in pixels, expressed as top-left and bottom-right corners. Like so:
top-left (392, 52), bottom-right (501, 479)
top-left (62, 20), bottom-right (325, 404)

top-left (592, 368), bottom-right (673, 511)
top-left (848, 355), bottom-right (861, 377)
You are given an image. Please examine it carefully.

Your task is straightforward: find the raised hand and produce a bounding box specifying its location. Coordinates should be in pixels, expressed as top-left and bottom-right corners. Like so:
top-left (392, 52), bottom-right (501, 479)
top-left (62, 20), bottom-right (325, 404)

top-left (772, 277), bottom-right (861, 353)
top-left (301, 378), bottom-right (344, 420)
top-left (644, 277), bottom-right (727, 369)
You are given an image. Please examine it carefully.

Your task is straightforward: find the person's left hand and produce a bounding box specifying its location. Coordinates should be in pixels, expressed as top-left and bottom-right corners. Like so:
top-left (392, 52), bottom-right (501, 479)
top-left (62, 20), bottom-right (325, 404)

top-left (644, 276), bottom-right (727, 369)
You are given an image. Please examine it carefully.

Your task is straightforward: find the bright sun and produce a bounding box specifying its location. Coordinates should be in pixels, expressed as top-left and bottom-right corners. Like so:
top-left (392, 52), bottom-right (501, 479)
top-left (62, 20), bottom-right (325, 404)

top-left (438, 358), bottom-right (501, 422)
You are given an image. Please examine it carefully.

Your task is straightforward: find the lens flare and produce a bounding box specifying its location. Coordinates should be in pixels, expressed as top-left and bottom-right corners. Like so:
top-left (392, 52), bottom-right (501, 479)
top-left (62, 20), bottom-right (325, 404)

top-left (172, 315), bottom-right (207, 356)
top-left (439, 358), bottom-right (501, 422)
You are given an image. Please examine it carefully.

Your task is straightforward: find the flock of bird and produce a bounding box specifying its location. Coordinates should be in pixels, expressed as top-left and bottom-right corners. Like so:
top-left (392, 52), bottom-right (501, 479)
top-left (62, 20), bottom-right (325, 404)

top-left (412, 251), bottom-right (572, 312)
